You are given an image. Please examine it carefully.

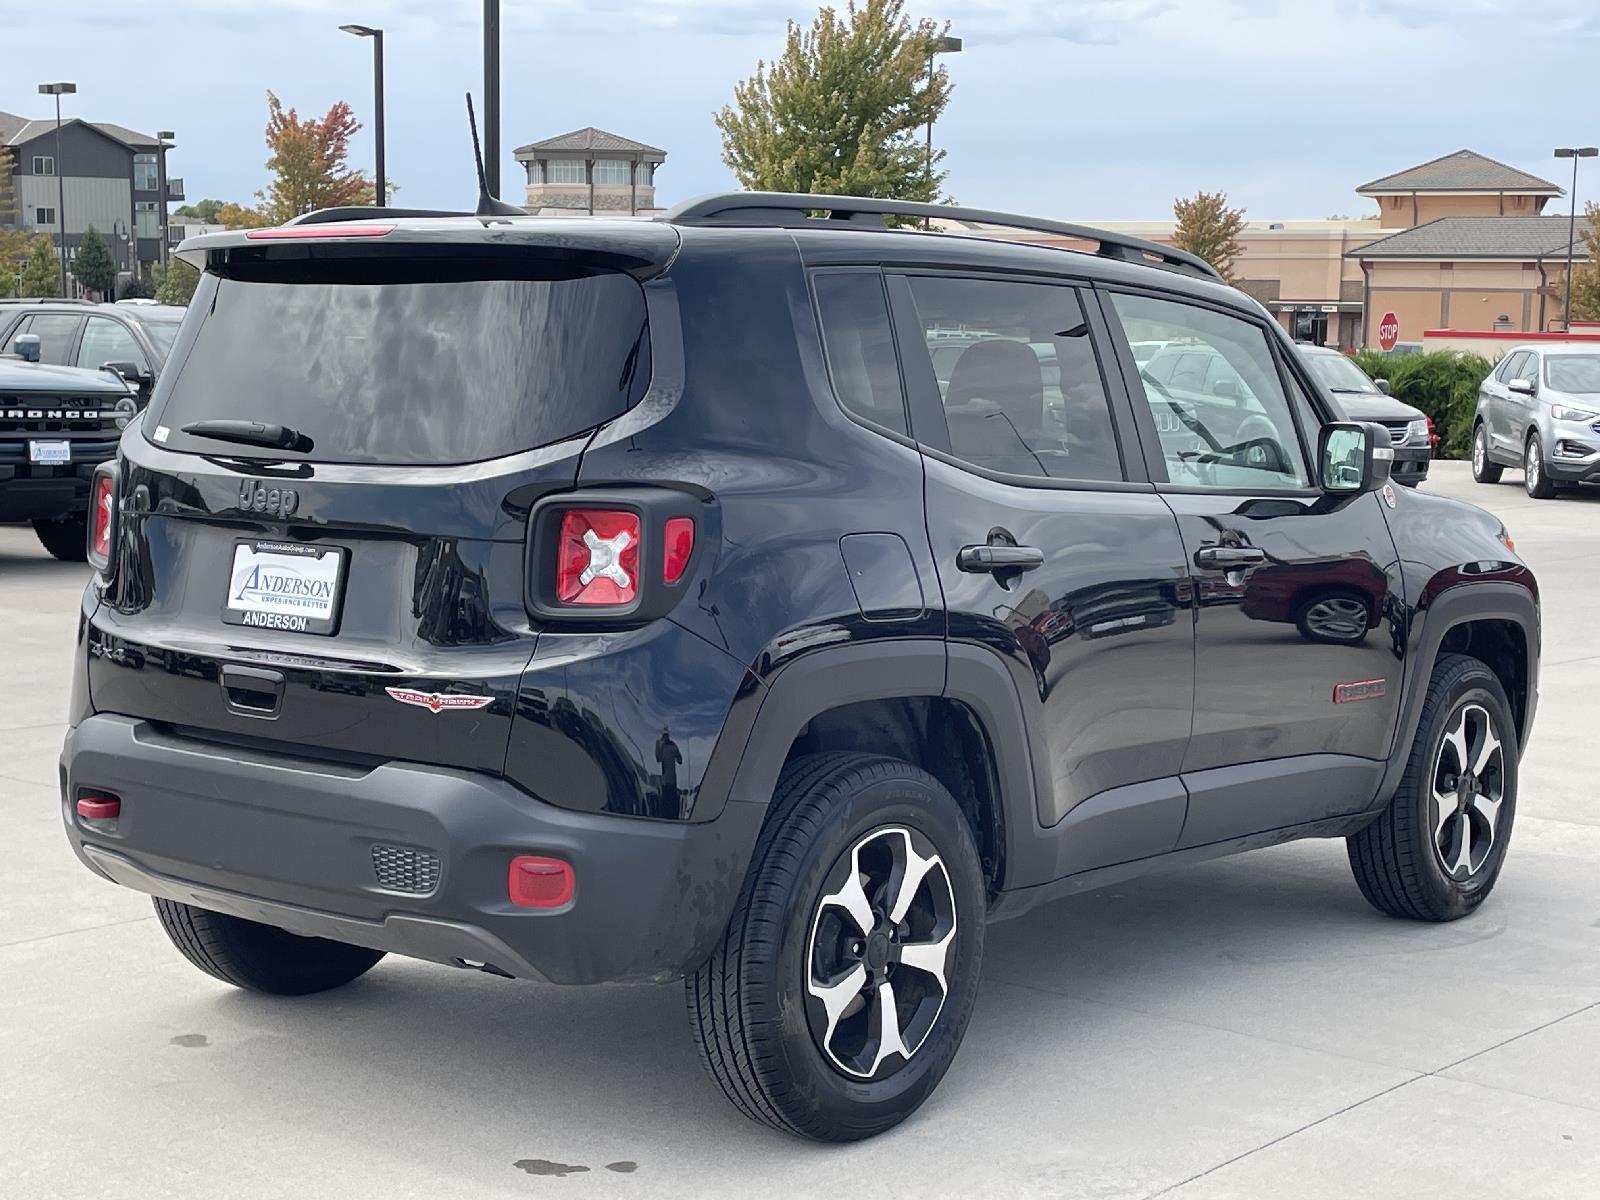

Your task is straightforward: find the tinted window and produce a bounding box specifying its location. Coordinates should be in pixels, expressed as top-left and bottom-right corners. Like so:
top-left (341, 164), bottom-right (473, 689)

top-left (16, 314), bottom-right (82, 365)
top-left (1498, 351), bottom-right (1529, 383)
top-left (1546, 355), bottom-right (1600, 393)
top-left (149, 262), bottom-right (650, 466)
top-left (76, 317), bottom-right (147, 372)
top-left (1110, 292), bottom-right (1310, 490)
top-left (138, 318), bottom-right (182, 362)
top-left (1303, 350), bottom-right (1379, 394)
top-left (812, 272), bottom-right (907, 435)
top-left (903, 276), bottom-right (1122, 482)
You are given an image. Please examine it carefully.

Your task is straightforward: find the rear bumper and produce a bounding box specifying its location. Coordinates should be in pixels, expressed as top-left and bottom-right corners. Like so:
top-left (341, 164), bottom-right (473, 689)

top-left (60, 714), bottom-right (765, 984)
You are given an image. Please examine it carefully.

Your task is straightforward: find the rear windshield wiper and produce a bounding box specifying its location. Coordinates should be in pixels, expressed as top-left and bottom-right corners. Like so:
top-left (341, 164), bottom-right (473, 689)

top-left (180, 420), bottom-right (314, 454)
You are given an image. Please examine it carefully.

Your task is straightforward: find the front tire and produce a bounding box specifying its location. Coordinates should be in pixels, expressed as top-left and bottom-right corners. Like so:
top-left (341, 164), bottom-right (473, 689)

top-left (687, 753), bottom-right (986, 1141)
top-left (33, 514), bottom-right (88, 562)
top-left (1525, 433), bottom-right (1557, 499)
top-left (1347, 654), bottom-right (1517, 921)
top-left (1471, 423), bottom-right (1502, 484)
top-left (153, 899), bottom-right (385, 995)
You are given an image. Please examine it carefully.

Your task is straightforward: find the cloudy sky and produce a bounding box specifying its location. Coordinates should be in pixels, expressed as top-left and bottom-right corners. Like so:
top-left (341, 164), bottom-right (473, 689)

top-left (5, 0), bottom-right (1598, 221)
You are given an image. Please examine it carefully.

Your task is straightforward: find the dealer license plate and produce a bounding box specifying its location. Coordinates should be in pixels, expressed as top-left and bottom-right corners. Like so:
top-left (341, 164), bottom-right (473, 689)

top-left (222, 541), bottom-right (347, 635)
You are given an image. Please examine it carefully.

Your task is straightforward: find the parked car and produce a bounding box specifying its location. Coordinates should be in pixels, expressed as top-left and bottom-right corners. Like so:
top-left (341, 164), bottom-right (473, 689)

top-left (0, 299), bottom-right (185, 405)
top-left (1297, 343), bottom-right (1432, 486)
top-left (1472, 342), bottom-right (1600, 498)
top-left (0, 343), bottom-right (138, 559)
top-left (61, 195), bottom-right (1538, 1142)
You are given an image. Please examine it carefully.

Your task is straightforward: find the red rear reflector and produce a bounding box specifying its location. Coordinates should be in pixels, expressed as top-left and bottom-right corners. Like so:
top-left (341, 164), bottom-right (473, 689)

top-left (556, 509), bottom-right (640, 605)
top-left (244, 224), bottom-right (394, 239)
top-left (662, 517), bottom-right (695, 585)
top-left (76, 791), bottom-right (121, 820)
top-left (508, 856), bottom-right (575, 908)
top-left (90, 474), bottom-right (114, 564)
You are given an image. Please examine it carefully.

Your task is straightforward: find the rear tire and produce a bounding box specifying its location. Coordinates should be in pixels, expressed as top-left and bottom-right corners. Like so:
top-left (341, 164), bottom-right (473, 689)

top-left (1525, 433), bottom-right (1557, 499)
top-left (1347, 654), bottom-right (1517, 921)
top-left (153, 899), bottom-right (385, 995)
top-left (687, 753), bottom-right (986, 1142)
top-left (33, 514), bottom-right (88, 562)
top-left (1471, 423), bottom-right (1502, 484)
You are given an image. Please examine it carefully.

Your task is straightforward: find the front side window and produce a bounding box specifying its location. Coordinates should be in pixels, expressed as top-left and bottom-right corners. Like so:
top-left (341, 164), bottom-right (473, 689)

top-left (812, 272), bottom-right (907, 436)
top-left (1546, 354), bottom-right (1600, 394)
top-left (546, 159), bottom-right (586, 184)
top-left (16, 314), bottom-right (81, 365)
top-left (903, 276), bottom-right (1123, 482)
top-left (1497, 351), bottom-right (1529, 383)
top-left (1110, 292), bottom-right (1311, 490)
top-left (134, 153), bottom-right (159, 191)
top-left (76, 317), bottom-right (147, 372)
top-left (592, 160), bottom-right (630, 185)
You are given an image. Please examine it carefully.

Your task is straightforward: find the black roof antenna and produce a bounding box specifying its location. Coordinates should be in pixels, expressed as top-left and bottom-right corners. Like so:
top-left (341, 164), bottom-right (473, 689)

top-left (467, 93), bottom-right (525, 217)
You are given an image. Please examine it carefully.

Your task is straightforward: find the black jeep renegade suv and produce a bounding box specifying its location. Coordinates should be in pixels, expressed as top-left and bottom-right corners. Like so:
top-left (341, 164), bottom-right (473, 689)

top-left (60, 194), bottom-right (1539, 1142)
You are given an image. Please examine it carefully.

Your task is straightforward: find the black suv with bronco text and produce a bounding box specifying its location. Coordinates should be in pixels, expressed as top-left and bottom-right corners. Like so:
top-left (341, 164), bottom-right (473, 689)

top-left (60, 194), bottom-right (1539, 1142)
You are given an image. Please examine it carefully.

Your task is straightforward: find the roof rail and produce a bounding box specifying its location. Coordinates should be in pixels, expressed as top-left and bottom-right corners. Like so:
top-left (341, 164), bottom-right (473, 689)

top-left (287, 206), bottom-right (477, 226)
top-left (662, 192), bottom-right (1223, 282)
top-left (0, 296), bottom-right (95, 306)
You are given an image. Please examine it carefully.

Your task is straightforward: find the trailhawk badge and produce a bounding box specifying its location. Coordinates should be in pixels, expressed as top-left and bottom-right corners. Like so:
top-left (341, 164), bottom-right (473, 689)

top-left (385, 687), bottom-right (494, 714)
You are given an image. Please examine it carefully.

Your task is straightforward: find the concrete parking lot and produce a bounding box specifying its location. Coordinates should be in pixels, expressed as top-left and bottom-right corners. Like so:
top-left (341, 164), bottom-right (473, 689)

top-left (2, 460), bottom-right (1596, 1199)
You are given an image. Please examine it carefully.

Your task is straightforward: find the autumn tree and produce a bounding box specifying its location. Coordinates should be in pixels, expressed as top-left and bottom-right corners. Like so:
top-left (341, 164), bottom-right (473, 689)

top-left (153, 257), bottom-right (200, 306)
top-left (255, 91), bottom-right (375, 223)
top-left (1566, 202), bottom-right (1600, 323)
top-left (71, 226), bottom-right (118, 298)
top-left (18, 234), bottom-right (60, 297)
top-left (215, 201), bottom-right (270, 230)
top-left (717, 0), bottom-right (953, 201)
top-left (0, 147), bottom-right (29, 296)
top-left (1172, 190), bottom-right (1247, 282)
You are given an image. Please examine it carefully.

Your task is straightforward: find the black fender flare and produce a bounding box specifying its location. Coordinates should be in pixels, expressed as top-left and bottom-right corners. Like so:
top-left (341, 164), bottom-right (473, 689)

top-left (1377, 578), bottom-right (1539, 806)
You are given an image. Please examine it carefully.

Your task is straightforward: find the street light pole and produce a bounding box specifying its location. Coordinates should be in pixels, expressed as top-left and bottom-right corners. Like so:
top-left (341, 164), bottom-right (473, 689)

top-left (483, 0), bottom-right (501, 198)
top-left (925, 36), bottom-right (962, 187)
top-left (38, 82), bottom-right (76, 297)
top-left (156, 130), bottom-right (175, 269)
top-left (340, 24), bottom-right (386, 206)
top-left (1555, 146), bottom-right (1598, 333)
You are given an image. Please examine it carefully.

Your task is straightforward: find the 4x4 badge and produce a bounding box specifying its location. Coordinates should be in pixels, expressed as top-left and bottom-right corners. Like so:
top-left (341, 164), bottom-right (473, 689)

top-left (385, 687), bottom-right (494, 714)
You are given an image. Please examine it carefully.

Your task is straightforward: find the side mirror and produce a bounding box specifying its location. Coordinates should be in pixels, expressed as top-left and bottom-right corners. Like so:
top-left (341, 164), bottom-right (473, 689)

top-left (1319, 421), bottom-right (1393, 495)
top-left (101, 360), bottom-right (150, 385)
top-left (1211, 379), bottom-right (1240, 399)
top-left (12, 333), bottom-right (41, 362)
top-left (1375, 378), bottom-right (1391, 395)
top-left (1508, 377), bottom-right (1535, 396)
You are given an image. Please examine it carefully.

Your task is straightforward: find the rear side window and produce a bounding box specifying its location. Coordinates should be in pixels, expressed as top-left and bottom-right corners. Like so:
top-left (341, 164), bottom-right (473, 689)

top-left (148, 259), bottom-right (651, 465)
top-left (812, 271), bottom-right (908, 435)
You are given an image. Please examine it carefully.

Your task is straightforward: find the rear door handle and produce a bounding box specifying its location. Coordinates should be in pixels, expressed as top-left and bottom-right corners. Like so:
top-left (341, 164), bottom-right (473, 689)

top-left (957, 544), bottom-right (1046, 574)
top-left (1194, 545), bottom-right (1265, 570)
top-left (220, 664), bottom-right (286, 719)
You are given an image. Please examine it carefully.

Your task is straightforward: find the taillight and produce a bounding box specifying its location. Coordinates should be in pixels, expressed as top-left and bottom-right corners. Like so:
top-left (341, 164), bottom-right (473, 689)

top-left (244, 223), bottom-right (394, 239)
top-left (556, 509), bottom-right (641, 605)
top-left (662, 517), bottom-right (695, 585)
top-left (87, 469), bottom-right (115, 573)
top-left (1426, 415), bottom-right (1438, 448)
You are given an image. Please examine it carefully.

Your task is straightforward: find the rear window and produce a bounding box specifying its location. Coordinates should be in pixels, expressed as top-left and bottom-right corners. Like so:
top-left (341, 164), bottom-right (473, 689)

top-left (148, 258), bottom-right (650, 465)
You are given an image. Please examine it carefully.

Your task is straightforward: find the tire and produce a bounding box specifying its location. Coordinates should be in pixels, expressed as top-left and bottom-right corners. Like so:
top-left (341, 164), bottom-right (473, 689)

top-left (1471, 423), bottom-right (1502, 484)
top-left (1525, 432), bottom-right (1557, 499)
top-left (153, 898), bottom-right (385, 995)
top-left (687, 752), bottom-right (986, 1142)
top-left (1347, 653), bottom-right (1518, 921)
top-left (33, 514), bottom-right (88, 562)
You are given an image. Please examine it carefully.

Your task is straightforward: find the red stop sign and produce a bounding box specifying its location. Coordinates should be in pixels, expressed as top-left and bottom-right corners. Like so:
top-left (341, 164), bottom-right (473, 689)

top-left (1377, 312), bottom-right (1400, 352)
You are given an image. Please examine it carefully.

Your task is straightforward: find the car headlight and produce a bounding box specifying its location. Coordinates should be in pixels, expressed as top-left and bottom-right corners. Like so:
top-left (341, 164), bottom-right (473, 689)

top-left (112, 396), bottom-right (137, 429)
top-left (1406, 418), bottom-right (1428, 442)
top-left (1551, 402), bottom-right (1600, 422)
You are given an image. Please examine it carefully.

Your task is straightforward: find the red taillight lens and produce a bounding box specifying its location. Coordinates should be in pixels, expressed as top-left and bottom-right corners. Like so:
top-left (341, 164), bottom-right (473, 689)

top-left (556, 509), bottom-right (641, 606)
top-left (89, 473), bottom-right (115, 566)
top-left (1426, 415), bottom-right (1439, 447)
top-left (662, 517), bottom-right (695, 585)
top-left (508, 856), bottom-right (575, 908)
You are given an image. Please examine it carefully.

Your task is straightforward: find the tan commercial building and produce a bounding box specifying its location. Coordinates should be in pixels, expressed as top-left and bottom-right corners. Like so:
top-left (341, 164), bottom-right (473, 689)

top-left (514, 127), bottom-right (666, 215)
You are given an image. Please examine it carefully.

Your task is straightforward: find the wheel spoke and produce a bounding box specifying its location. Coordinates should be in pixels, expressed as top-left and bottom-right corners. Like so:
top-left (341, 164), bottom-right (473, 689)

top-left (867, 979), bottom-right (911, 1075)
top-left (819, 865), bottom-right (875, 937)
top-left (1439, 715), bottom-right (1468, 774)
top-left (807, 963), bottom-right (868, 1046)
top-left (1432, 788), bottom-right (1459, 838)
top-left (897, 929), bottom-right (954, 993)
top-left (887, 834), bottom-right (942, 925)
top-left (1471, 792), bottom-right (1502, 849)
top-left (1449, 812), bottom-right (1473, 875)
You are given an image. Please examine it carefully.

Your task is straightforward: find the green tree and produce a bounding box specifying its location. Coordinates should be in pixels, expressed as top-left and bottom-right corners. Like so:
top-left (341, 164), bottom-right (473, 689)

top-left (119, 274), bottom-right (155, 300)
top-left (215, 201), bottom-right (269, 230)
top-left (1172, 191), bottom-right (1248, 283)
top-left (256, 91), bottom-right (375, 223)
top-left (18, 234), bottom-right (60, 297)
top-left (152, 257), bottom-right (200, 306)
top-left (0, 147), bottom-right (29, 295)
top-left (71, 225), bottom-right (118, 298)
top-left (175, 198), bottom-right (226, 222)
top-left (716, 0), bottom-right (953, 201)
top-left (1566, 201), bottom-right (1600, 323)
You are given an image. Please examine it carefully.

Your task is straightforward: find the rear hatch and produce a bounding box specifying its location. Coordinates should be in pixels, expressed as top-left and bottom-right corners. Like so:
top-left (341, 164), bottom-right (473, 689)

top-left (89, 222), bottom-right (670, 772)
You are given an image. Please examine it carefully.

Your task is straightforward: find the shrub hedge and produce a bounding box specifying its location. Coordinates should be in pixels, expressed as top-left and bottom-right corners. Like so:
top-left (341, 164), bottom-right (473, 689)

top-left (1348, 349), bottom-right (1492, 460)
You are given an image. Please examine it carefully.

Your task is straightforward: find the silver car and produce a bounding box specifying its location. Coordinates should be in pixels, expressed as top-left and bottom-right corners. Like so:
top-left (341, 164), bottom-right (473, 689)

top-left (1472, 343), bottom-right (1600, 498)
